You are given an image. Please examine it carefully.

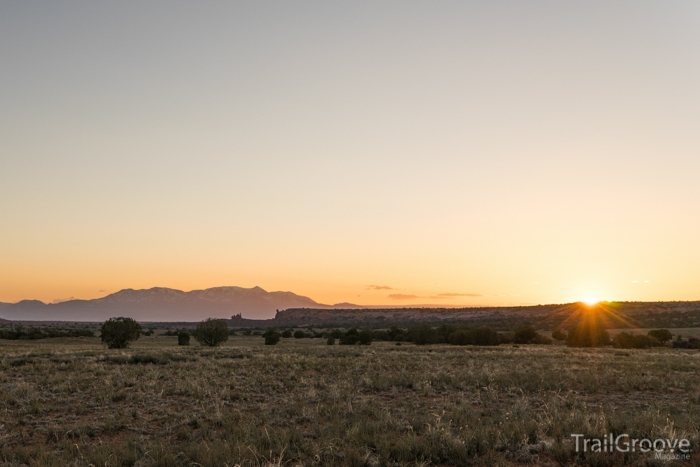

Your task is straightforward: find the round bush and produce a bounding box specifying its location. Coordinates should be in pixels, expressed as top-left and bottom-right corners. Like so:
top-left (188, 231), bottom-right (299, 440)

top-left (327, 336), bottom-right (335, 345)
top-left (282, 330), bottom-right (292, 338)
top-left (101, 317), bottom-right (142, 349)
top-left (177, 332), bottom-right (190, 346)
top-left (358, 330), bottom-right (373, 345)
top-left (293, 330), bottom-right (306, 339)
top-left (193, 318), bottom-right (229, 347)
top-left (265, 331), bottom-right (280, 345)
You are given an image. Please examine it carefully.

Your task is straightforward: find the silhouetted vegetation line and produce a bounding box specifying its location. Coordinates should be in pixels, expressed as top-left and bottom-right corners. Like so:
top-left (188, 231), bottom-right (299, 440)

top-left (0, 326), bottom-right (94, 340)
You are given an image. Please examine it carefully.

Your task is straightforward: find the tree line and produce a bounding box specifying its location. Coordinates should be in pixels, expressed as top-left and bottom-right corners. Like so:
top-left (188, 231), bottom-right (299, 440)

top-left (50, 316), bottom-right (697, 351)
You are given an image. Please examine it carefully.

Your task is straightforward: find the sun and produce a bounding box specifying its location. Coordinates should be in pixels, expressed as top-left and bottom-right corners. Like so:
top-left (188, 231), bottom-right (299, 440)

top-left (582, 296), bottom-right (599, 306)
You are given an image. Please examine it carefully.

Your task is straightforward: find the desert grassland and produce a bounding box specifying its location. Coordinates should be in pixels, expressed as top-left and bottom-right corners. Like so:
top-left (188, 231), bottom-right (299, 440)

top-left (0, 336), bottom-right (699, 467)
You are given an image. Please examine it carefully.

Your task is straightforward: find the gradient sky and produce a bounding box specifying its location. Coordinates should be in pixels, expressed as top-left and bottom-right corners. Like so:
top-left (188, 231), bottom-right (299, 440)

top-left (1, 1), bottom-right (699, 307)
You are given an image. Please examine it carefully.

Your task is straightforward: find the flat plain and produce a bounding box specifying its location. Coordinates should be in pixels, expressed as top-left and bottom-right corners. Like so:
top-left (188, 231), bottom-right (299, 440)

top-left (1, 334), bottom-right (699, 467)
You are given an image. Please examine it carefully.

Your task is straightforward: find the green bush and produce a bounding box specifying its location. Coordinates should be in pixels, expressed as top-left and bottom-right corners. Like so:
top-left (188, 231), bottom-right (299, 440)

top-left (264, 331), bottom-right (280, 345)
top-left (293, 330), bottom-right (306, 339)
top-left (101, 317), bottom-right (142, 349)
top-left (193, 319), bottom-right (229, 347)
top-left (282, 330), bottom-right (292, 338)
top-left (551, 329), bottom-right (566, 340)
top-left (177, 332), bottom-right (190, 346)
top-left (326, 336), bottom-right (335, 345)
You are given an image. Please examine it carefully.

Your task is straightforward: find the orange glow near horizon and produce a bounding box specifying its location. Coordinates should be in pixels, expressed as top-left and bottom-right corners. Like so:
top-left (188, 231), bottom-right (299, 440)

top-left (1, 3), bottom-right (699, 307)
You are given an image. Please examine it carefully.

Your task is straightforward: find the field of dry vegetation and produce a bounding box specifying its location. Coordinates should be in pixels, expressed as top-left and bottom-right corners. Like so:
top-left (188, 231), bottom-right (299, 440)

top-left (1, 334), bottom-right (699, 467)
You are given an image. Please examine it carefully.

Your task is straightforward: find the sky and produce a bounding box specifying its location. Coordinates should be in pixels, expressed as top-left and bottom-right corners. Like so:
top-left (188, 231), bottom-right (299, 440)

top-left (1, 1), bottom-right (699, 308)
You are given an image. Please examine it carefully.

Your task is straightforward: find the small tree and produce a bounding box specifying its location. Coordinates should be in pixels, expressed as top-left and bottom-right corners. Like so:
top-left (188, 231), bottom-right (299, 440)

top-left (101, 317), bottom-right (142, 349)
top-left (193, 318), bottom-right (229, 347)
top-left (178, 332), bottom-right (190, 346)
top-left (282, 330), bottom-right (292, 338)
top-left (647, 329), bottom-right (672, 344)
top-left (327, 336), bottom-right (335, 345)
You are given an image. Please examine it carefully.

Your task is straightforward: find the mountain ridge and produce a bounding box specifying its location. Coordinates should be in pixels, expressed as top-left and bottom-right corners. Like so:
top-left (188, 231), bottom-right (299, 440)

top-left (0, 286), bottom-right (334, 321)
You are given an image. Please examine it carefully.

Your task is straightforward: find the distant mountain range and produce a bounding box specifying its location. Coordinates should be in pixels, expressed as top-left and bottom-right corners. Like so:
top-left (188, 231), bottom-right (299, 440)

top-left (0, 286), bottom-right (358, 322)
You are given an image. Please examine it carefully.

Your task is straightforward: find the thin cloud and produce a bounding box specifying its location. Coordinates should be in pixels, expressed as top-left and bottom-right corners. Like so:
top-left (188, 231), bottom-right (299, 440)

top-left (388, 294), bottom-right (420, 300)
top-left (436, 293), bottom-right (482, 297)
top-left (366, 285), bottom-right (394, 290)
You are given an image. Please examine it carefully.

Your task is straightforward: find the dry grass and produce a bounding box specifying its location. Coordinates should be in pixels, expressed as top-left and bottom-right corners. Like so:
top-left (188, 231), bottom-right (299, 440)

top-left (0, 335), bottom-right (699, 466)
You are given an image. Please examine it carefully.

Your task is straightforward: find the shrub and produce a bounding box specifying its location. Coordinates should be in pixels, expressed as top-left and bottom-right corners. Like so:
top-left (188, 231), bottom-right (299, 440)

top-left (386, 326), bottom-right (406, 341)
top-left (340, 334), bottom-right (360, 345)
top-left (647, 329), bottom-right (672, 344)
top-left (410, 324), bottom-right (436, 345)
top-left (327, 337), bottom-right (335, 345)
top-left (193, 319), bottom-right (229, 347)
top-left (330, 329), bottom-right (343, 339)
top-left (566, 322), bottom-right (610, 347)
top-left (613, 332), bottom-right (656, 349)
top-left (447, 329), bottom-right (472, 346)
top-left (101, 317), bottom-right (142, 349)
top-left (513, 326), bottom-right (551, 344)
top-left (672, 337), bottom-right (700, 349)
top-left (293, 330), bottom-right (306, 339)
top-left (282, 330), bottom-right (292, 338)
top-left (264, 331), bottom-right (280, 345)
top-left (177, 332), bottom-right (190, 346)
top-left (358, 330), bottom-right (372, 345)
top-left (551, 329), bottom-right (566, 340)
top-left (435, 324), bottom-right (457, 343)
top-left (513, 326), bottom-right (540, 344)
top-left (448, 327), bottom-right (500, 346)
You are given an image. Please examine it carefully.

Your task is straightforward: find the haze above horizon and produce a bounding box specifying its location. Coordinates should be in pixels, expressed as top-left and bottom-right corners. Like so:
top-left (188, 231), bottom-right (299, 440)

top-left (1, 2), bottom-right (699, 308)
